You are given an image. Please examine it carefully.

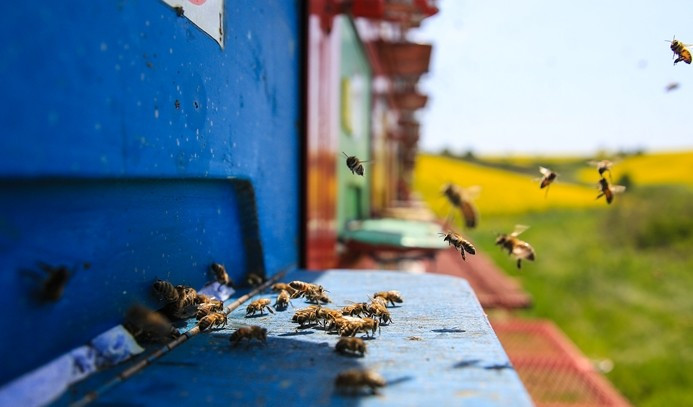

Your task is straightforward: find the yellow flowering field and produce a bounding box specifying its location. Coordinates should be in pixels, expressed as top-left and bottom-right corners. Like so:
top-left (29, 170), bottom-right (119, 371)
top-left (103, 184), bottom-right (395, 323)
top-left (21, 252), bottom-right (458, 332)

top-left (413, 154), bottom-right (603, 216)
top-left (576, 151), bottom-right (693, 186)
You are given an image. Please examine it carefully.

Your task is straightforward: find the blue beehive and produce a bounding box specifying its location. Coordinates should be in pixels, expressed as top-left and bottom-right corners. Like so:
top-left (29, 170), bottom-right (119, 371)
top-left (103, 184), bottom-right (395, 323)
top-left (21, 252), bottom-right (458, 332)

top-left (0, 0), bottom-right (300, 385)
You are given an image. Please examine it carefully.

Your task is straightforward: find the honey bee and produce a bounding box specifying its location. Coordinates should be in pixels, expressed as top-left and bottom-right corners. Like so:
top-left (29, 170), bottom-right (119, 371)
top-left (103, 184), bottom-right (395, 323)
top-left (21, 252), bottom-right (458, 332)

top-left (342, 302), bottom-right (370, 318)
top-left (125, 305), bottom-right (180, 343)
top-left (316, 307), bottom-right (343, 327)
top-left (245, 298), bottom-right (275, 317)
top-left (538, 166), bottom-right (558, 196)
top-left (210, 262), bottom-right (233, 287)
top-left (246, 272), bottom-right (265, 287)
top-left (439, 231), bottom-right (476, 261)
top-left (162, 285), bottom-right (198, 319)
top-left (667, 36), bottom-right (692, 65)
top-left (196, 300), bottom-right (224, 320)
top-left (340, 317), bottom-right (379, 337)
top-left (304, 289), bottom-right (332, 304)
top-left (335, 369), bottom-right (386, 395)
top-left (335, 337), bottom-right (366, 356)
top-left (271, 283), bottom-right (296, 295)
top-left (596, 177), bottom-right (626, 204)
top-left (495, 225), bottom-right (536, 269)
top-left (373, 291), bottom-right (403, 307)
top-left (588, 160), bottom-right (615, 180)
top-left (229, 326), bottom-right (267, 346)
top-left (35, 263), bottom-right (71, 302)
top-left (198, 312), bottom-right (227, 331)
top-left (342, 152), bottom-right (369, 176)
top-left (367, 301), bottom-right (392, 324)
top-left (291, 306), bottom-right (321, 327)
top-left (441, 183), bottom-right (479, 228)
top-left (274, 289), bottom-right (292, 310)
top-left (289, 281), bottom-right (326, 296)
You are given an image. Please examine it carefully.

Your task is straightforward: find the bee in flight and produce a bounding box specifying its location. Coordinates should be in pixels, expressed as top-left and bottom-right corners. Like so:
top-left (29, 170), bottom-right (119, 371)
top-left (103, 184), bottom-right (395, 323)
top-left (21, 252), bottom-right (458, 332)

top-left (588, 160), bottom-right (615, 181)
top-left (210, 262), bottom-right (233, 287)
top-left (439, 231), bottom-right (476, 261)
top-left (667, 36), bottom-right (692, 65)
top-left (441, 183), bottom-right (480, 229)
top-left (596, 177), bottom-right (626, 204)
top-left (342, 152), bottom-right (370, 176)
top-left (537, 166), bottom-right (557, 197)
top-left (495, 225), bottom-right (536, 270)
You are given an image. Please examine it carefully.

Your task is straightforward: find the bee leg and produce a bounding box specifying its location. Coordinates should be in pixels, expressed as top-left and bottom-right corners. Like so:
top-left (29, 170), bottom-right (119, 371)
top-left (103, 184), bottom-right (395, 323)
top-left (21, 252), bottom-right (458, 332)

top-left (516, 259), bottom-right (522, 269)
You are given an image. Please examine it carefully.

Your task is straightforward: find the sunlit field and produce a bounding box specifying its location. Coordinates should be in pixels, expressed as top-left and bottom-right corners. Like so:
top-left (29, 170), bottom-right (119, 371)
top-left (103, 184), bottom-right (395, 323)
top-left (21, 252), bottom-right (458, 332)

top-left (413, 154), bottom-right (603, 217)
top-left (413, 152), bottom-right (693, 406)
top-left (575, 151), bottom-right (693, 186)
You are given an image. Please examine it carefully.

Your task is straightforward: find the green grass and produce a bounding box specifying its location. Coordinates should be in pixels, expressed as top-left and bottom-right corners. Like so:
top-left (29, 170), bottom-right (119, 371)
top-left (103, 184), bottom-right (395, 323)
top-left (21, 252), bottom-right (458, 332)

top-left (465, 186), bottom-right (693, 406)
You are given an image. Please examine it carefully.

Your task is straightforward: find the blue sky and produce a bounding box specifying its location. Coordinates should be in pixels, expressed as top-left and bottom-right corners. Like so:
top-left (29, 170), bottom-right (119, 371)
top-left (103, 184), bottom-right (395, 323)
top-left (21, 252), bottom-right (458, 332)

top-left (412, 0), bottom-right (693, 155)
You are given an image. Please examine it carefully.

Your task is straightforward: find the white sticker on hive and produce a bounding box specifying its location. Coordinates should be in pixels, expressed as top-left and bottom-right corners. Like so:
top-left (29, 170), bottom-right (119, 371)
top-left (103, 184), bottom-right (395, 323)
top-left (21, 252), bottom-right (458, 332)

top-left (162, 0), bottom-right (224, 48)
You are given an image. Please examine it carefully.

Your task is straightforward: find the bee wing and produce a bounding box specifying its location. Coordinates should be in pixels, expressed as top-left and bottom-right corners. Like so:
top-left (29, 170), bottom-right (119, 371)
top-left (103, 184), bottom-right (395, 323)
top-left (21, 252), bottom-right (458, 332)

top-left (538, 166), bottom-right (552, 176)
top-left (512, 242), bottom-right (535, 260)
top-left (610, 185), bottom-right (626, 194)
top-left (511, 224), bottom-right (530, 237)
top-left (460, 185), bottom-right (481, 200)
top-left (460, 201), bottom-right (478, 228)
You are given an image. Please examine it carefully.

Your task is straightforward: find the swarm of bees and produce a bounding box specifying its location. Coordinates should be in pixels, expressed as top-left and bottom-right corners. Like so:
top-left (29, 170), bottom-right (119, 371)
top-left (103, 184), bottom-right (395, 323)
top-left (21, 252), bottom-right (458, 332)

top-left (335, 369), bottom-right (386, 395)
top-left (343, 152), bottom-right (369, 176)
top-left (667, 36), bottom-right (692, 65)
top-left (439, 231), bottom-right (476, 261)
top-left (495, 225), bottom-right (536, 270)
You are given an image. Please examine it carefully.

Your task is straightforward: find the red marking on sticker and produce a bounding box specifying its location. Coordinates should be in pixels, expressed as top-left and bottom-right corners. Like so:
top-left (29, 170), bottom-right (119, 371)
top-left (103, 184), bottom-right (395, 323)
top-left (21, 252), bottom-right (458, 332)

top-left (188, 0), bottom-right (207, 5)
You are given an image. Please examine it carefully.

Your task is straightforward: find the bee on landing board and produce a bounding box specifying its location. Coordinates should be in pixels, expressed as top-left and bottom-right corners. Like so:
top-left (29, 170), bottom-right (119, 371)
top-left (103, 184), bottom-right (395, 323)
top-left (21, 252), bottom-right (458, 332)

top-left (441, 183), bottom-right (479, 229)
top-left (373, 290), bottom-right (403, 307)
top-left (274, 289), bottom-right (292, 310)
top-left (439, 231), bottom-right (476, 261)
top-left (124, 305), bottom-right (180, 343)
top-left (667, 36), bottom-right (692, 65)
top-left (495, 225), bottom-right (536, 270)
top-left (335, 337), bottom-right (366, 356)
top-left (538, 166), bottom-right (558, 197)
top-left (335, 369), bottom-right (386, 395)
top-left (229, 326), bottom-right (267, 346)
top-left (198, 312), bottom-right (227, 331)
top-left (246, 298), bottom-right (275, 317)
top-left (596, 177), bottom-right (626, 204)
top-left (342, 152), bottom-right (370, 176)
top-left (152, 279), bottom-right (179, 303)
